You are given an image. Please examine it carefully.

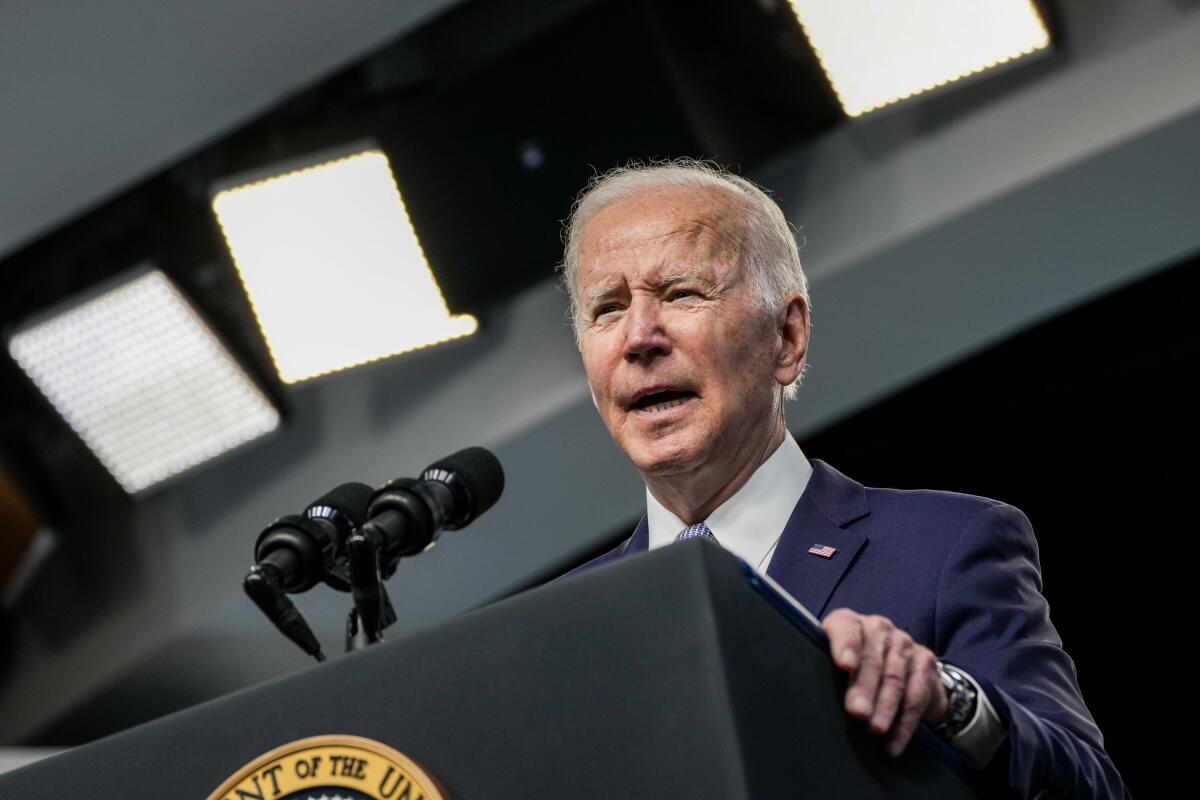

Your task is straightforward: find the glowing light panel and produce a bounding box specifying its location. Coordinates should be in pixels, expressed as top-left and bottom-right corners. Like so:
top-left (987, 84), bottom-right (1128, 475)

top-left (212, 149), bottom-right (477, 384)
top-left (8, 270), bottom-right (281, 494)
top-left (787, 0), bottom-right (1050, 117)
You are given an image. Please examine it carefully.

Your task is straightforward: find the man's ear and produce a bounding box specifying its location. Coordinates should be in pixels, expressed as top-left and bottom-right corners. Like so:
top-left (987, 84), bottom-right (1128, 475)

top-left (774, 295), bottom-right (809, 387)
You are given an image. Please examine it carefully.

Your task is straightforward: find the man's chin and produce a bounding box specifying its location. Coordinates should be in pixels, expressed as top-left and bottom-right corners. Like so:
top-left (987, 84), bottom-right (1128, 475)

top-left (627, 442), bottom-right (706, 479)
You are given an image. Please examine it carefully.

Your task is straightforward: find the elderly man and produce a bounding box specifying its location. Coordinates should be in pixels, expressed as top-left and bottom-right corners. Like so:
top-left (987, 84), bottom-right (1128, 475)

top-left (562, 160), bottom-right (1126, 799)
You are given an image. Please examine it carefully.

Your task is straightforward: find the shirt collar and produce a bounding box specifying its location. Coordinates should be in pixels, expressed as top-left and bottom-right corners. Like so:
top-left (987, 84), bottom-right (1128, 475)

top-left (645, 434), bottom-right (813, 569)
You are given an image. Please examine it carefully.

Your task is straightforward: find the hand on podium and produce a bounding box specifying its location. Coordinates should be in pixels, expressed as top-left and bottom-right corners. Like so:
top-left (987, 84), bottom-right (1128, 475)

top-left (823, 608), bottom-right (951, 758)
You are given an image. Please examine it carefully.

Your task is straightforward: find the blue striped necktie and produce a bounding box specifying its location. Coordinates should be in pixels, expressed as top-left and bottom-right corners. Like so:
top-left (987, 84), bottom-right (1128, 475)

top-left (676, 521), bottom-right (718, 544)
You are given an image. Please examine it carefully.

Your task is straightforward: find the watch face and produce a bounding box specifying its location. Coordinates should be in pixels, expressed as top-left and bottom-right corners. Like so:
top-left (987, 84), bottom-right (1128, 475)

top-left (933, 664), bottom-right (977, 737)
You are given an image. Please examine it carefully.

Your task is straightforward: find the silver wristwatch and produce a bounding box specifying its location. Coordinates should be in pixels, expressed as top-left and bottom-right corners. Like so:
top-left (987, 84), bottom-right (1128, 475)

top-left (932, 661), bottom-right (978, 740)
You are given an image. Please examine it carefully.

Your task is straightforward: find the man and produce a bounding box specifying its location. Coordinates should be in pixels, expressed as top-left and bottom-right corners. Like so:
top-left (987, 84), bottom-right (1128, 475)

top-left (561, 160), bottom-right (1127, 799)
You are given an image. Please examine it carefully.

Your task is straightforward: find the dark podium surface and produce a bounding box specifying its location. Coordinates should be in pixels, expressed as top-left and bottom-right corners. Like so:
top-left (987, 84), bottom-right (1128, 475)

top-left (0, 541), bottom-right (984, 798)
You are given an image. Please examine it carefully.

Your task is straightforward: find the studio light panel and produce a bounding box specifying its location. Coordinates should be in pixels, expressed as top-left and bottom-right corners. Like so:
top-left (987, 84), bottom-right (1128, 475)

top-left (8, 270), bottom-right (281, 494)
top-left (788, 0), bottom-right (1050, 117)
top-left (212, 148), bottom-right (477, 384)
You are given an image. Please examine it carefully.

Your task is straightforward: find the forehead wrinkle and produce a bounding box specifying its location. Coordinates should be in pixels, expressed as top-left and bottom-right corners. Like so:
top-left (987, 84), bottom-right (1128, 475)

top-left (589, 208), bottom-right (742, 261)
top-left (583, 237), bottom-right (733, 304)
top-left (578, 186), bottom-right (750, 300)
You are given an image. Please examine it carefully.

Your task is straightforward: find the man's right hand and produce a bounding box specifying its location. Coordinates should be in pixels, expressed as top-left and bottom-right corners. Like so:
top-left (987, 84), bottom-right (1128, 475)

top-left (821, 608), bottom-right (950, 757)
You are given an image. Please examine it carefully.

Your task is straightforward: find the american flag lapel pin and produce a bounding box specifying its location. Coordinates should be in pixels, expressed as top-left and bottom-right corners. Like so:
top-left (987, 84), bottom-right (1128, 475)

top-left (808, 543), bottom-right (837, 559)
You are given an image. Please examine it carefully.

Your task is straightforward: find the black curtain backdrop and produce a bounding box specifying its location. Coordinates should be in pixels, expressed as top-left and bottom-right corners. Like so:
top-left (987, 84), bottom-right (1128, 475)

top-left (802, 252), bottom-right (1197, 798)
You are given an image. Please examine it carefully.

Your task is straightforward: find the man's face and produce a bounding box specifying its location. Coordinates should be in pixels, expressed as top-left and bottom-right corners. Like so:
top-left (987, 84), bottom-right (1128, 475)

top-left (576, 186), bottom-right (786, 480)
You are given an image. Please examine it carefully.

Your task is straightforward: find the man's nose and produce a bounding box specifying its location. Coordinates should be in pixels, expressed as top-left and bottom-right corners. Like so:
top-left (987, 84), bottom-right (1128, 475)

top-left (623, 298), bottom-right (671, 362)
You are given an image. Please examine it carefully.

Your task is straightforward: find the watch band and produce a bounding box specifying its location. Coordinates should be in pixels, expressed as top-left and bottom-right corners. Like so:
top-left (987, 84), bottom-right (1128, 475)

top-left (933, 661), bottom-right (978, 740)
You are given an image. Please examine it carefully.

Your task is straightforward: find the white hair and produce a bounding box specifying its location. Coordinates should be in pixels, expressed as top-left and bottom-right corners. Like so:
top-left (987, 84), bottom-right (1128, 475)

top-left (559, 158), bottom-right (810, 399)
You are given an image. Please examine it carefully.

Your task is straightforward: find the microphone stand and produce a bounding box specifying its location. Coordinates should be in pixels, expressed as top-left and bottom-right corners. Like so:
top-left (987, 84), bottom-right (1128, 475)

top-left (345, 531), bottom-right (397, 651)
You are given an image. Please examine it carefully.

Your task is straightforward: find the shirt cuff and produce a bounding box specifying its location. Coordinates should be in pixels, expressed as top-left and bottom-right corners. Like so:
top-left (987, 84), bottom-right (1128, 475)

top-left (943, 664), bottom-right (1007, 769)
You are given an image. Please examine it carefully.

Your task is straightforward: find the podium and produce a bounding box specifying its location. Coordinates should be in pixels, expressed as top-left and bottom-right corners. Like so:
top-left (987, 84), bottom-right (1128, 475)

top-left (0, 541), bottom-right (991, 798)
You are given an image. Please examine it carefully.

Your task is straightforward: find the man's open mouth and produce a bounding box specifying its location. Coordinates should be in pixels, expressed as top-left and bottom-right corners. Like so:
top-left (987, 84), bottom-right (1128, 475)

top-left (631, 389), bottom-right (696, 413)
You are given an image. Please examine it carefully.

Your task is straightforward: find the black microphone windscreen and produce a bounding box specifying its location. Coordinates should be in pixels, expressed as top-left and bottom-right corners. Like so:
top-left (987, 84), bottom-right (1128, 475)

top-left (307, 481), bottom-right (375, 525)
top-left (425, 446), bottom-right (505, 518)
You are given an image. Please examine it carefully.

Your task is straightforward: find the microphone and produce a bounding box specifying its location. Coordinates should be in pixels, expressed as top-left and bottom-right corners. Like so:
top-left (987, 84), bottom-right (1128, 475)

top-left (365, 446), bottom-right (504, 562)
top-left (348, 447), bottom-right (504, 642)
top-left (252, 482), bottom-right (374, 592)
top-left (244, 482), bottom-right (374, 660)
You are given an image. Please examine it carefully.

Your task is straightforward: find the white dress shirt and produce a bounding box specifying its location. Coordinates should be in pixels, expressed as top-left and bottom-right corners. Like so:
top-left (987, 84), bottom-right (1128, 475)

top-left (646, 433), bottom-right (812, 571)
top-left (643, 434), bottom-right (1005, 768)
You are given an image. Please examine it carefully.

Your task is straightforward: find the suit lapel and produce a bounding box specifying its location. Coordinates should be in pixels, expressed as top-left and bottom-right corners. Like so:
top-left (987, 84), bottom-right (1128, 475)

top-left (561, 516), bottom-right (647, 579)
top-left (622, 515), bottom-right (649, 554)
top-left (766, 460), bottom-right (870, 619)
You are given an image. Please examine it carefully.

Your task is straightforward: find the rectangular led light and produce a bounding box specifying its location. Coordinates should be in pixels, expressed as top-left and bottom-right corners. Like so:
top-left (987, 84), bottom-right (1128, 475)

top-left (7, 270), bottom-right (281, 494)
top-left (788, 0), bottom-right (1050, 117)
top-left (211, 147), bottom-right (477, 384)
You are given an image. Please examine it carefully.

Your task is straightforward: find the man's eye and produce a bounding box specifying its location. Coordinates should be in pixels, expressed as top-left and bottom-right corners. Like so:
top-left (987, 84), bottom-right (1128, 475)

top-left (669, 289), bottom-right (698, 301)
top-left (594, 303), bottom-right (620, 318)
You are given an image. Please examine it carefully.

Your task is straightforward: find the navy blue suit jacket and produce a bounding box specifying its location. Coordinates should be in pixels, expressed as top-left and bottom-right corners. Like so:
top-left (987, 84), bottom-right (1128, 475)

top-left (572, 460), bottom-right (1127, 799)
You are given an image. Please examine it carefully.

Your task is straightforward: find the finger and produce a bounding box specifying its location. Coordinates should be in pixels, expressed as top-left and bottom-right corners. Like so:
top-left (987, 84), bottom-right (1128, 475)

top-left (869, 630), bottom-right (914, 735)
top-left (846, 616), bottom-right (889, 720)
top-left (885, 649), bottom-right (938, 757)
top-left (822, 609), bottom-right (864, 671)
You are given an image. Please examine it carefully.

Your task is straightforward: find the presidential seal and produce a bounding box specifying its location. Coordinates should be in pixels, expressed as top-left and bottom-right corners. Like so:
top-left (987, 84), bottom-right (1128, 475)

top-left (206, 735), bottom-right (447, 800)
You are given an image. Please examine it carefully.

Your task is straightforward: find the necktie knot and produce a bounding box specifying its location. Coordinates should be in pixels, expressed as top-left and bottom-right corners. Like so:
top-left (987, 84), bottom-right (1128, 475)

top-left (676, 521), bottom-right (717, 544)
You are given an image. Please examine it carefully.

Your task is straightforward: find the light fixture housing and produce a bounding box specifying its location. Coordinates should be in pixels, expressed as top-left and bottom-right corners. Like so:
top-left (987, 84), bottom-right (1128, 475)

top-left (7, 269), bottom-right (281, 494)
top-left (787, 0), bottom-right (1051, 118)
top-left (211, 145), bottom-right (477, 384)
